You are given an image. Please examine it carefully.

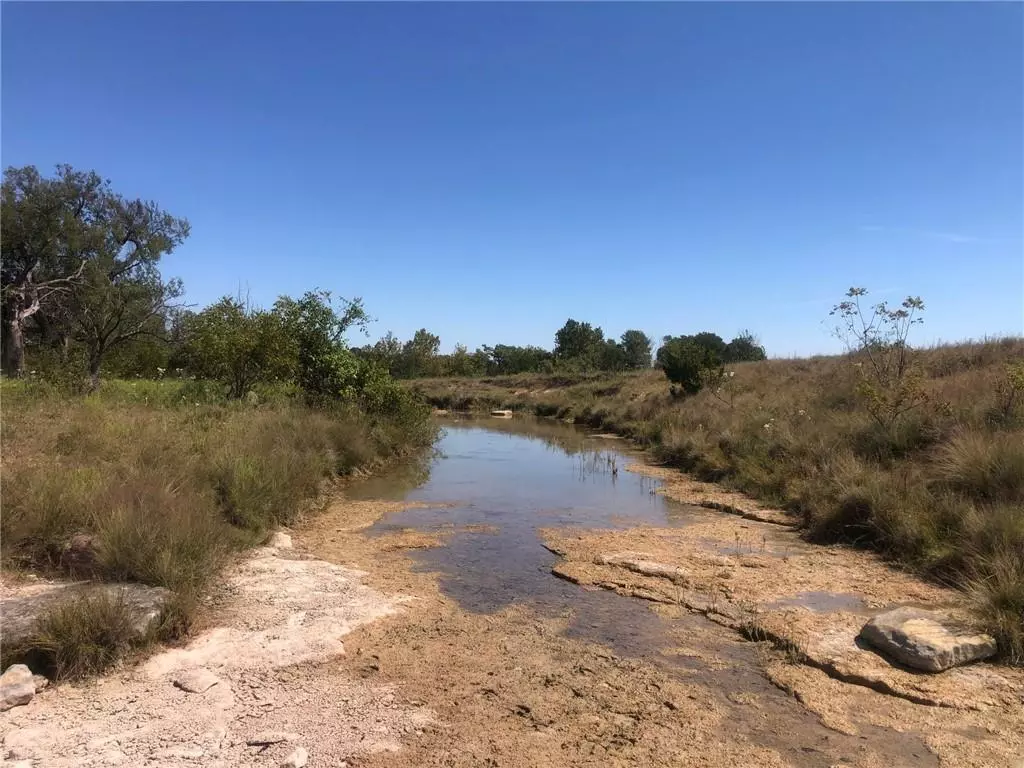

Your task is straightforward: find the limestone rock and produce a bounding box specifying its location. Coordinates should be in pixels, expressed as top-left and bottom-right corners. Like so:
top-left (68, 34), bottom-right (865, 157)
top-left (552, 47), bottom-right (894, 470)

top-left (281, 747), bottom-right (309, 767)
top-left (859, 607), bottom-right (997, 672)
top-left (0, 665), bottom-right (36, 711)
top-left (172, 667), bottom-right (221, 694)
top-left (267, 531), bottom-right (293, 549)
top-left (1, 582), bottom-right (171, 650)
top-left (597, 552), bottom-right (689, 586)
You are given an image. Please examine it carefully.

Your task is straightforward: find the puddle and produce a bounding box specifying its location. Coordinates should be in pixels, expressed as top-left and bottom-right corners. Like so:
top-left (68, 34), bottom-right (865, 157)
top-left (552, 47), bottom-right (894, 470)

top-left (767, 590), bottom-right (869, 614)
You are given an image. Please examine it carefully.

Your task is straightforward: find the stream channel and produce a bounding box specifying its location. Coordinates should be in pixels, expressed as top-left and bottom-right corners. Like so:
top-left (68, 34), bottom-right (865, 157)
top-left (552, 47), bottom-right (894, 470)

top-left (346, 416), bottom-right (938, 766)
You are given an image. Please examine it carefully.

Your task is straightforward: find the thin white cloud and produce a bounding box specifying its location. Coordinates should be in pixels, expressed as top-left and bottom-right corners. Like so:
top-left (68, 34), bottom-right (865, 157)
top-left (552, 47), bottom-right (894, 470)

top-left (859, 225), bottom-right (994, 244)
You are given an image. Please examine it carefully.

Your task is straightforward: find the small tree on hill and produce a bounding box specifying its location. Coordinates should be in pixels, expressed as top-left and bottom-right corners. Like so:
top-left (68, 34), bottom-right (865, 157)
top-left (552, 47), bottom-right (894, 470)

top-left (830, 287), bottom-right (927, 428)
top-left (657, 337), bottom-right (715, 397)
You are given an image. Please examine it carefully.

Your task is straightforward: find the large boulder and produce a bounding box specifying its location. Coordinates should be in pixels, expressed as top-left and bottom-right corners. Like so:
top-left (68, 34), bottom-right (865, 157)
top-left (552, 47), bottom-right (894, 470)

top-left (1, 582), bottom-right (172, 650)
top-left (859, 607), bottom-right (997, 672)
top-left (0, 665), bottom-right (36, 711)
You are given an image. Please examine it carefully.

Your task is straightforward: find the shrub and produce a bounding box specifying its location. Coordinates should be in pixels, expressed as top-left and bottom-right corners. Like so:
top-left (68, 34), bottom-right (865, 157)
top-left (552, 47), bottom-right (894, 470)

top-left (658, 338), bottom-right (712, 396)
top-left (17, 591), bottom-right (156, 680)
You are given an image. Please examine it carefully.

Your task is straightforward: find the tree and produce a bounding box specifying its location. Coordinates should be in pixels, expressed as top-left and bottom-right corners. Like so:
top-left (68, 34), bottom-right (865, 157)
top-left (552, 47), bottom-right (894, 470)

top-left (178, 298), bottom-right (295, 398)
top-left (364, 332), bottom-right (402, 376)
top-left (657, 337), bottom-right (715, 396)
top-left (690, 332), bottom-right (728, 365)
top-left (1, 165), bottom-right (111, 376)
top-left (598, 339), bottom-right (627, 371)
top-left (830, 287), bottom-right (927, 428)
top-left (620, 330), bottom-right (653, 369)
top-left (482, 344), bottom-right (553, 375)
top-left (71, 263), bottom-right (184, 389)
top-left (446, 343), bottom-right (480, 377)
top-left (274, 290), bottom-right (368, 401)
top-left (395, 329), bottom-right (441, 378)
top-left (554, 319), bottom-right (604, 366)
top-left (68, 196), bottom-right (189, 388)
top-left (723, 330), bottom-right (767, 363)
top-left (1, 165), bottom-right (190, 384)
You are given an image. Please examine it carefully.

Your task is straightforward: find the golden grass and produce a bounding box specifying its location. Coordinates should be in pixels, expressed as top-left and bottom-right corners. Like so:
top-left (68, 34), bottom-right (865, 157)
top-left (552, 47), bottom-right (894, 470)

top-left (411, 338), bottom-right (1024, 660)
top-left (1, 382), bottom-right (436, 677)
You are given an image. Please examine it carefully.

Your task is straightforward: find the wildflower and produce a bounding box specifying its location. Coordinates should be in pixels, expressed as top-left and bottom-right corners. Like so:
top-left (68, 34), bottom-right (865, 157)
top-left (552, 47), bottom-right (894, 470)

top-left (763, 423), bottom-right (772, 431)
top-left (728, 371), bottom-right (735, 378)
top-left (797, 409), bottom-right (806, 416)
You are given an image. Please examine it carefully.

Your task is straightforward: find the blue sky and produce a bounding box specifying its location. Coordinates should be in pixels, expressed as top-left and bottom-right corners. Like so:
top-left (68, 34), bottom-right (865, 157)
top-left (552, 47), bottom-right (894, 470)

top-left (3, 3), bottom-right (1021, 356)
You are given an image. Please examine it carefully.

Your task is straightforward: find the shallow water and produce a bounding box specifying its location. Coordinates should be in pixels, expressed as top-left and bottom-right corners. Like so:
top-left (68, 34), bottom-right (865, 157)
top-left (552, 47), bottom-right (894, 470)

top-left (360, 418), bottom-right (695, 614)
top-left (349, 416), bottom-right (938, 766)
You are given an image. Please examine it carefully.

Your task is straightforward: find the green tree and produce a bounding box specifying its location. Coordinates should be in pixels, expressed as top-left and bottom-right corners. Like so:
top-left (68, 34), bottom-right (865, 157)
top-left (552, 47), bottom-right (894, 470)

top-left (178, 298), bottom-right (295, 398)
top-left (446, 343), bottom-right (480, 377)
top-left (365, 331), bottom-right (403, 376)
top-left (598, 339), bottom-right (627, 372)
top-left (620, 330), bottom-right (653, 369)
top-left (274, 290), bottom-right (368, 402)
top-left (398, 329), bottom-right (442, 378)
top-left (554, 319), bottom-right (604, 367)
top-left (71, 263), bottom-right (184, 389)
top-left (2, 165), bottom-right (112, 376)
top-left (723, 330), bottom-right (767, 363)
top-left (656, 337), bottom-right (717, 396)
top-left (1, 165), bottom-right (190, 383)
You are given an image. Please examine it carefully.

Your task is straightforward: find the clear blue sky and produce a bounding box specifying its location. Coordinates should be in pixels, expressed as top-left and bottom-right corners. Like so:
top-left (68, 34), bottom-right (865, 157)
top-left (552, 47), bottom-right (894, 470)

top-left (3, 2), bottom-right (1022, 356)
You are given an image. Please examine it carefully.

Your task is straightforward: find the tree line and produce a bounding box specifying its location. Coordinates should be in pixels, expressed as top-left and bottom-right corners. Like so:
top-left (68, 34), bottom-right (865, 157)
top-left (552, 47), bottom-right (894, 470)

top-left (2, 164), bottom-right (766, 394)
top-left (0, 164), bottom-right (412, 416)
top-left (353, 322), bottom-right (766, 379)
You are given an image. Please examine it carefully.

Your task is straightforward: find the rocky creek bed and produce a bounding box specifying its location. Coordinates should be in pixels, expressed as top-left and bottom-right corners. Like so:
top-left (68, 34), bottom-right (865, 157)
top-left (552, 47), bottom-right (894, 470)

top-left (2, 418), bottom-right (1021, 767)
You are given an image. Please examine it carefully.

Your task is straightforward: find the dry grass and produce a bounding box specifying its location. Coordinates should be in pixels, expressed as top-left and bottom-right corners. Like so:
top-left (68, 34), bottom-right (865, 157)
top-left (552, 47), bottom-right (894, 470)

top-left (412, 338), bottom-right (1024, 660)
top-left (0, 381), bottom-right (436, 677)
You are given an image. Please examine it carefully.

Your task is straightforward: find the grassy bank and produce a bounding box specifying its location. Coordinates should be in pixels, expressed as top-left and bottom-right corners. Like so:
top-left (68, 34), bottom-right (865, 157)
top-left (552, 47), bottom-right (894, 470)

top-left (412, 338), bottom-right (1024, 662)
top-left (1, 378), bottom-right (436, 678)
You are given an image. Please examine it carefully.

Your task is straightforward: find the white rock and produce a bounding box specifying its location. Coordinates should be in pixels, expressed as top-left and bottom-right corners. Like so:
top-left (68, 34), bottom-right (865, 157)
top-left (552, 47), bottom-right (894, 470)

top-left (267, 531), bottom-right (293, 549)
top-left (281, 747), bottom-right (308, 767)
top-left (859, 607), bottom-right (998, 672)
top-left (0, 665), bottom-right (36, 711)
top-left (172, 667), bottom-right (221, 694)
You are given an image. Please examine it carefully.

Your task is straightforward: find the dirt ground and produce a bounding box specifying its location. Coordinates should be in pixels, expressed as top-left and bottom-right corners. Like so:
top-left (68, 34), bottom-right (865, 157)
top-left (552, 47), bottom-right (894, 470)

top-left (4, 483), bottom-right (1022, 767)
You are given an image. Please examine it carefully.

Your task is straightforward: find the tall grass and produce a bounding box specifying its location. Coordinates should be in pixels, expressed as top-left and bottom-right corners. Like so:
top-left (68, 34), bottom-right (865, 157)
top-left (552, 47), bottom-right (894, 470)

top-left (412, 338), bottom-right (1024, 661)
top-left (1, 379), bottom-right (436, 677)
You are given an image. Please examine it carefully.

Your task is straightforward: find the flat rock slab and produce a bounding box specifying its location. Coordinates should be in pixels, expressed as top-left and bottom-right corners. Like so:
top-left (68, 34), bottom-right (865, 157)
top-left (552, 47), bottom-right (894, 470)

top-left (172, 668), bottom-right (221, 694)
top-left (859, 607), bottom-right (997, 672)
top-left (1, 582), bottom-right (172, 649)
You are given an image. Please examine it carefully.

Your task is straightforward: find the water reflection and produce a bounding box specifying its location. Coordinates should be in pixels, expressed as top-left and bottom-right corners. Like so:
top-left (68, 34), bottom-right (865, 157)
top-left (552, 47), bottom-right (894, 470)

top-left (358, 416), bottom-right (698, 616)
